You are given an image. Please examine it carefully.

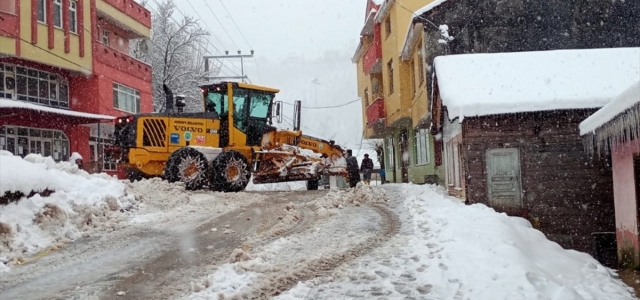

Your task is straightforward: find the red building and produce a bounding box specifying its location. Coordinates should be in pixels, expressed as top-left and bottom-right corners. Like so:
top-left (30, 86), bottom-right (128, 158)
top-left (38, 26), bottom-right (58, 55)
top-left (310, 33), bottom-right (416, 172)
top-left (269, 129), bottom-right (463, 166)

top-left (0, 0), bottom-right (152, 176)
top-left (581, 81), bottom-right (640, 268)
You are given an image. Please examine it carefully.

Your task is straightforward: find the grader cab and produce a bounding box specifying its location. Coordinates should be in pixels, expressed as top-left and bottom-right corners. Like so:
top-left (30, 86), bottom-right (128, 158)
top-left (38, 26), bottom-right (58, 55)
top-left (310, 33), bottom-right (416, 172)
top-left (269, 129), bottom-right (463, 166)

top-left (108, 81), bottom-right (351, 192)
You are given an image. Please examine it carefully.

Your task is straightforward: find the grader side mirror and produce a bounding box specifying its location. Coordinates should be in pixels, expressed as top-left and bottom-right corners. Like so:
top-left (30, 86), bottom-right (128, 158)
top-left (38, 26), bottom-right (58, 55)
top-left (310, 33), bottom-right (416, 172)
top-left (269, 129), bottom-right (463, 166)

top-left (273, 101), bottom-right (283, 123)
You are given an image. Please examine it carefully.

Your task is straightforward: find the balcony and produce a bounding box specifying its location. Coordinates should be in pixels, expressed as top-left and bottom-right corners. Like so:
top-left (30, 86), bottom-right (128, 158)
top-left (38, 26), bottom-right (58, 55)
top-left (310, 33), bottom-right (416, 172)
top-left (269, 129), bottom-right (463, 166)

top-left (363, 30), bottom-right (382, 74)
top-left (94, 42), bottom-right (151, 82)
top-left (97, 0), bottom-right (151, 38)
top-left (366, 97), bottom-right (386, 127)
top-left (0, 8), bottom-right (18, 37)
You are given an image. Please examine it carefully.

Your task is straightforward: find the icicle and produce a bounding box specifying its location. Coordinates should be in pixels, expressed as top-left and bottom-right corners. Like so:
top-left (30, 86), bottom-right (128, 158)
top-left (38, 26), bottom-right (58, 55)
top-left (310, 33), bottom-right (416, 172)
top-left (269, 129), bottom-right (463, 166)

top-left (586, 102), bottom-right (640, 156)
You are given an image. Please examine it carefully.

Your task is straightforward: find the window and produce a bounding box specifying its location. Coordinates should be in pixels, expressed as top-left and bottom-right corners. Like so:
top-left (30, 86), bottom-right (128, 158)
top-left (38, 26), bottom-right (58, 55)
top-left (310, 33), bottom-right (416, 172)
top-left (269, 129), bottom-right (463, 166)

top-left (364, 87), bottom-right (369, 106)
top-left (102, 29), bottom-right (110, 46)
top-left (113, 83), bottom-right (140, 113)
top-left (232, 89), bottom-right (248, 131)
top-left (386, 137), bottom-right (394, 169)
top-left (418, 42), bottom-right (425, 84)
top-left (206, 92), bottom-right (227, 115)
top-left (0, 126), bottom-right (69, 161)
top-left (249, 93), bottom-right (274, 119)
top-left (410, 59), bottom-right (416, 96)
top-left (7, 63), bottom-right (69, 107)
top-left (37, 0), bottom-right (46, 23)
top-left (69, 1), bottom-right (78, 33)
top-left (54, 0), bottom-right (63, 28)
top-left (0, 63), bottom-right (17, 100)
top-left (387, 59), bottom-right (394, 95)
top-left (415, 129), bottom-right (430, 165)
top-left (384, 17), bottom-right (391, 38)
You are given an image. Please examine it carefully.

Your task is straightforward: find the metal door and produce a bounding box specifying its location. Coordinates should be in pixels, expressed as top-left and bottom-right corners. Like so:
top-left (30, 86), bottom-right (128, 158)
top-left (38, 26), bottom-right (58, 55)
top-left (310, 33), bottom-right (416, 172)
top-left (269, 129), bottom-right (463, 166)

top-left (486, 148), bottom-right (522, 213)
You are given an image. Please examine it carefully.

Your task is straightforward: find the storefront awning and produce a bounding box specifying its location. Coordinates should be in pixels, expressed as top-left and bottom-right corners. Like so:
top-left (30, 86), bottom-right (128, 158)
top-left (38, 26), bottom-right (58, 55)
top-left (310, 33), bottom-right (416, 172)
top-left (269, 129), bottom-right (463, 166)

top-left (0, 100), bottom-right (114, 125)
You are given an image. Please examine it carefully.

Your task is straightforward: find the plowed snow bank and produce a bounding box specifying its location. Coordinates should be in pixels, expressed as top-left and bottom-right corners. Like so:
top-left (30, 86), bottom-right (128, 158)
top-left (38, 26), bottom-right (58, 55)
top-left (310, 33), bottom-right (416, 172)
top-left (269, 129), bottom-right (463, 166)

top-left (277, 184), bottom-right (636, 300)
top-left (0, 153), bottom-right (135, 272)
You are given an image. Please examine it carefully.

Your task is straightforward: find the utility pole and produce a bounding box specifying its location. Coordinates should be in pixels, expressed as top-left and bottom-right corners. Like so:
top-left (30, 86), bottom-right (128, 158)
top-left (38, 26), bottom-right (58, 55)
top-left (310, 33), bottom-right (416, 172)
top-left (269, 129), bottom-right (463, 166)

top-left (204, 50), bottom-right (255, 83)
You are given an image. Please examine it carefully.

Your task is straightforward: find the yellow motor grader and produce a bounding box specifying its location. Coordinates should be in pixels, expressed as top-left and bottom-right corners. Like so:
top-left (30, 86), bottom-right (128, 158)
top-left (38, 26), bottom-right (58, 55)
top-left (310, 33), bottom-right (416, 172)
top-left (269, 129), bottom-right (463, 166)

top-left (107, 81), bottom-right (352, 192)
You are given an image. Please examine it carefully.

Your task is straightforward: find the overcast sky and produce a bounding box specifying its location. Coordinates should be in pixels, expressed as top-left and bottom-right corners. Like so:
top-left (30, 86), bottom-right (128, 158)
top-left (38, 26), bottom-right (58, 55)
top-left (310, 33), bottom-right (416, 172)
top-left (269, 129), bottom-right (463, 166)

top-left (152, 0), bottom-right (373, 152)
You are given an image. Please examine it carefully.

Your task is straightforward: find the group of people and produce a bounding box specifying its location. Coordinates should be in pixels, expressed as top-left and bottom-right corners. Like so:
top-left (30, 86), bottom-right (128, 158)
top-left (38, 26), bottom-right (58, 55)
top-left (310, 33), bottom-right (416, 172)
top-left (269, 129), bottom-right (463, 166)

top-left (345, 149), bottom-right (376, 188)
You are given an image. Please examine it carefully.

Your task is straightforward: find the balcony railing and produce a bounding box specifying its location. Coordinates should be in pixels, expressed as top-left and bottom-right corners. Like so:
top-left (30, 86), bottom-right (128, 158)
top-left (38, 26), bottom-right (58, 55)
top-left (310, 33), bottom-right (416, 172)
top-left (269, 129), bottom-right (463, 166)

top-left (94, 42), bottom-right (152, 82)
top-left (363, 40), bottom-right (382, 74)
top-left (100, 0), bottom-right (151, 28)
top-left (366, 97), bottom-right (386, 127)
top-left (0, 10), bottom-right (18, 38)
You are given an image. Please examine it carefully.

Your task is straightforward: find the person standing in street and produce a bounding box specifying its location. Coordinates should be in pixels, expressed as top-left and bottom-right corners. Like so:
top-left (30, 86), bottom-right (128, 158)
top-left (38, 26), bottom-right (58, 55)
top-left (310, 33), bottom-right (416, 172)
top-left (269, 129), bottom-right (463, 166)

top-left (346, 149), bottom-right (360, 188)
top-left (360, 153), bottom-right (374, 185)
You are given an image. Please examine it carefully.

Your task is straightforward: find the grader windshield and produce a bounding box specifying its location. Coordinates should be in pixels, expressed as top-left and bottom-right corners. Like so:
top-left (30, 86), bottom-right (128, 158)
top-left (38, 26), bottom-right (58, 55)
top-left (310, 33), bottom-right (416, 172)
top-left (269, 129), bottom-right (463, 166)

top-left (202, 82), bottom-right (277, 146)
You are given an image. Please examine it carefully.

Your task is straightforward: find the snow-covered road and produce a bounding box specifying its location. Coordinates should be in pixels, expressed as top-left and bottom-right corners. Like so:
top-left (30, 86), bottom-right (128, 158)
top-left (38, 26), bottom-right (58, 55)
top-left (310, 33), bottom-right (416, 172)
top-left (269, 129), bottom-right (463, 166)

top-left (1, 154), bottom-right (637, 300)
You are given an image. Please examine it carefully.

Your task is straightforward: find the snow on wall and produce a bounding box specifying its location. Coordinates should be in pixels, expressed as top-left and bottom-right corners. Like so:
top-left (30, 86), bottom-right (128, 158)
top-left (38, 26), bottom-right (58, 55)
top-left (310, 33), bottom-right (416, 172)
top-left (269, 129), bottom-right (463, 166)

top-left (580, 81), bottom-right (640, 156)
top-left (400, 0), bottom-right (450, 59)
top-left (580, 81), bottom-right (640, 135)
top-left (0, 99), bottom-right (115, 120)
top-left (434, 48), bottom-right (640, 122)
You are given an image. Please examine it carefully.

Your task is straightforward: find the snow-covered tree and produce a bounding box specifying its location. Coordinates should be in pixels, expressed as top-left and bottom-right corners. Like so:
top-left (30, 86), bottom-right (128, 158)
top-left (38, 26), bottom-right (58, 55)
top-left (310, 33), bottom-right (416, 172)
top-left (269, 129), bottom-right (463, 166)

top-left (131, 0), bottom-right (218, 112)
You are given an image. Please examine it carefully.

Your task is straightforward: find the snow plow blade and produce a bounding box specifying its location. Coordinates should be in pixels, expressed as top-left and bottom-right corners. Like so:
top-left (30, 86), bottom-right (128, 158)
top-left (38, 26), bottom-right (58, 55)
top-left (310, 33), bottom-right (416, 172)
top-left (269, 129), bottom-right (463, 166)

top-left (253, 145), bottom-right (348, 184)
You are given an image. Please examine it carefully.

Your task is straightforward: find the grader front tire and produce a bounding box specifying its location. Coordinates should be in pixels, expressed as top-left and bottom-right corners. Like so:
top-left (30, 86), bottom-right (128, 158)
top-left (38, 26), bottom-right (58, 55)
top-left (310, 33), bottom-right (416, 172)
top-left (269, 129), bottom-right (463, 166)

top-left (306, 179), bottom-right (319, 190)
top-left (164, 147), bottom-right (209, 190)
top-left (210, 150), bottom-right (251, 193)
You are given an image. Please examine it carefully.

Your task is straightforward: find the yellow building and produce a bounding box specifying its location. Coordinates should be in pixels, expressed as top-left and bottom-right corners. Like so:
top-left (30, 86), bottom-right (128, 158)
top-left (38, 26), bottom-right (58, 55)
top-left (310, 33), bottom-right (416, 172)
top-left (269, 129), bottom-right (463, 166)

top-left (353, 0), bottom-right (442, 184)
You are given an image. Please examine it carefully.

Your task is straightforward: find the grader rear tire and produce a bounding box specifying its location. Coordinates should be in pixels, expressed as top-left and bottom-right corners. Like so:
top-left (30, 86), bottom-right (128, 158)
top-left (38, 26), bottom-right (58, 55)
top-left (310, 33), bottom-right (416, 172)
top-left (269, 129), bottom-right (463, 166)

top-left (164, 147), bottom-right (209, 190)
top-left (210, 150), bottom-right (251, 193)
top-left (306, 179), bottom-right (319, 190)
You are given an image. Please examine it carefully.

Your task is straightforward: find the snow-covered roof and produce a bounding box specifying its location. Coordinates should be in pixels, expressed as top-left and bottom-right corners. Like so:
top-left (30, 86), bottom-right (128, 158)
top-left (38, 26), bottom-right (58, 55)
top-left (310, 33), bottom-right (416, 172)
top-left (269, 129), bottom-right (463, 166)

top-left (360, 8), bottom-right (378, 36)
top-left (433, 47), bottom-right (640, 121)
top-left (580, 81), bottom-right (640, 135)
top-left (400, 0), bottom-right (449, 60)
top-left (0, 99), bottom-right (115, 121)
top-left (374, 0), bottom-right (393, 23)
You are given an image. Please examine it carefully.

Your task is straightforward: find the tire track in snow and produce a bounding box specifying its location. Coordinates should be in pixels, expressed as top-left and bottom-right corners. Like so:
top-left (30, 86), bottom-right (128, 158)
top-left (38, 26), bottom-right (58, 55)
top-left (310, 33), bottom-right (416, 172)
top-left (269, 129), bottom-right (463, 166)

top-left (242, 203), bottom-right (400, 300)
top-left (101, 191), bottom-right (324, 300)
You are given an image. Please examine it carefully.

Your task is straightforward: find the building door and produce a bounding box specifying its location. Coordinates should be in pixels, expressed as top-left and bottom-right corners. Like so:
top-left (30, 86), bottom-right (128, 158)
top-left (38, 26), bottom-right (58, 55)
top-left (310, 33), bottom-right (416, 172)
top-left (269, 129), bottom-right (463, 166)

top-left (400, 129), bottom-right (409, 183)
top-left (486, 148), bottom-right (522, 214)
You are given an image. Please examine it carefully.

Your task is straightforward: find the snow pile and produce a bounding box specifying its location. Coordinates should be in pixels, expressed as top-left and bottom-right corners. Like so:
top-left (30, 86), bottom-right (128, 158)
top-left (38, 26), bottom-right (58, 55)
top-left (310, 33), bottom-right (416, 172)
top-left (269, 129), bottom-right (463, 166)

top-left (0, 153), bottom-right (135, 272)
top-left (434, 47), bottom-right (640, 121)
top-left (126, 178), bottom-right (266, 227)
top-left (277, 184), bottom-right (635, 300)
top-left (246, 178), bottom-right (307, 191)
top-left (310, 183), bottom-right (387, 213)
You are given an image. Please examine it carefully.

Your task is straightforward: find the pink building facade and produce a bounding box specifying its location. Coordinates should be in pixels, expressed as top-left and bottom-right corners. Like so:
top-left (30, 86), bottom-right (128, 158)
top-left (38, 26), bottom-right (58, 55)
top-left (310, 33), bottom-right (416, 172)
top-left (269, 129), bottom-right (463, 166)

top-left (581, 82), bottom-right (640, 268)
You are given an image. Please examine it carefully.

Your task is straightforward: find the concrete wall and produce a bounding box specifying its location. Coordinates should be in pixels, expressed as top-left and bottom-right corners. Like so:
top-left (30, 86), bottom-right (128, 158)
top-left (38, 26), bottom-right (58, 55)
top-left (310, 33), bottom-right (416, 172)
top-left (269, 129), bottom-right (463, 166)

top-left (612, 141), bottom-right (640, 267)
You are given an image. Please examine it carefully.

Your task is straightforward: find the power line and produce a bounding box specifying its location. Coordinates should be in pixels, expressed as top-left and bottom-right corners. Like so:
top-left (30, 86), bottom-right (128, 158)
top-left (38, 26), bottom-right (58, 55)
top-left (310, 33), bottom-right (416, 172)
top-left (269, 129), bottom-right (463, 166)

top-left (197, 0), bottom-right (242, 51)
top-left (148, 0), bottom-right (242, 76)
top-left (216, 0), bottom-right (264, 82)
top-left (217, 0), bottom-right (251, 49)
top-left (282, 98), bottom-right (361, 110)
top-left (394, 2), bottom-right (439, 30)
top-left (282, 115), bottom-right (330, 140)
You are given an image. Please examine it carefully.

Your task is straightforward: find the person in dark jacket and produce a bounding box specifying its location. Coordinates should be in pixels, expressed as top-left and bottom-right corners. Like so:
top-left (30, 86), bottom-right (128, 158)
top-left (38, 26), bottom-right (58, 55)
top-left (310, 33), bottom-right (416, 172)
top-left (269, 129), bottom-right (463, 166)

top-left (360, 153), bottom-right (374, 185)
top-left (345, 149), bottom-right (360, 188)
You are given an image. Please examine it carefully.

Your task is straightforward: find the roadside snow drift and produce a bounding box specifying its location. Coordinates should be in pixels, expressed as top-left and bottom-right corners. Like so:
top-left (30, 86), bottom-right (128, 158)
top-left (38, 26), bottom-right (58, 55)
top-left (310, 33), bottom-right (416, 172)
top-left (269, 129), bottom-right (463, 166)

top-left (276, 184), bottom-right (635, 300)
top-left (0, 152), bottom-right (135, 272)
